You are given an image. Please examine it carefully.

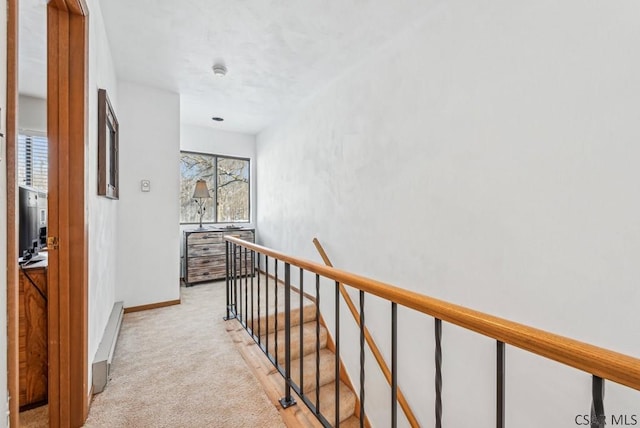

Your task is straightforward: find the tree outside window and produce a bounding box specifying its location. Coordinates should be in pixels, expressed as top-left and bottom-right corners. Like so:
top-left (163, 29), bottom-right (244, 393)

top-left (180, 151), bottom-right (250, 224)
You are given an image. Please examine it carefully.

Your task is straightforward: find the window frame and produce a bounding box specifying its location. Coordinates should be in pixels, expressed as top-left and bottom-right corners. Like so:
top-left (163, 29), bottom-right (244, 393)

top-left (179, 150), bottom-right (251, 225)
top-left (98, 88), bottom-right (120, 199)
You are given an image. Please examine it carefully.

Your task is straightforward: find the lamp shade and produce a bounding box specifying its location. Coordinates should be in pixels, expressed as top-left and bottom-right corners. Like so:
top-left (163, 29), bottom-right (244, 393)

top-left (192, 180), bottom-right (211, 199)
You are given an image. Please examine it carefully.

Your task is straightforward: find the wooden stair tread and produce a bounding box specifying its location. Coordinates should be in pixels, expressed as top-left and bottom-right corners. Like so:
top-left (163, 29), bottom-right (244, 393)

top-left (339, 416), bottom-right (364, 428)
top-left (305, 380), bottom-right (357, 425)
top-left (262, 321), bottom-right (328, 363)
top-left (290, 348), bottom-right (336, 393)
top-left (251, 301), bottom-right (317, 335)
top-left (230, 277), bottom-right (361, 427)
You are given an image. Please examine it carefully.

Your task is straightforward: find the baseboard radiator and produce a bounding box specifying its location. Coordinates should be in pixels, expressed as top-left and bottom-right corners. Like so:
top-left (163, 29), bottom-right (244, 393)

top-left (92, 301), bottom-right (124, 394)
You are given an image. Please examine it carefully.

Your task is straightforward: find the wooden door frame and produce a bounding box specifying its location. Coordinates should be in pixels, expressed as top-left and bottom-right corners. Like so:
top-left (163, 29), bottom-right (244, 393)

top-left (6, 0), bottom-right (19, 425)
top-left (47, 0), bottom-right (90, 425)
top-left (6, 0), bottom-right (89, 426)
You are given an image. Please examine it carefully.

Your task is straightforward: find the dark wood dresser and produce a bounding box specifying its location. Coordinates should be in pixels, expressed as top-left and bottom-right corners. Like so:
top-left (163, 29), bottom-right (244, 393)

top-left (18, 255), bottom-right (48, 409)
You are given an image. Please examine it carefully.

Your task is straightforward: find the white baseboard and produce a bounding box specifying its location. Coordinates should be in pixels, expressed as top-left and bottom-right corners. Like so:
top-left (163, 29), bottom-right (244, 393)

top-left (92, 301), bottom-right (124, 394)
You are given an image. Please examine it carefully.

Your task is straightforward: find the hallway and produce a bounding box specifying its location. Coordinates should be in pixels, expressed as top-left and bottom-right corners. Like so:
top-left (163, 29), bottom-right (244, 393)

top-left (82, 282), bottom-right (284, 427)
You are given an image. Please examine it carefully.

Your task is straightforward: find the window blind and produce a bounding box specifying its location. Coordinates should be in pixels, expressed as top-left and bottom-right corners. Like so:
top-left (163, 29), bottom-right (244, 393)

top-left (18, 134), bottom-right (48, 192)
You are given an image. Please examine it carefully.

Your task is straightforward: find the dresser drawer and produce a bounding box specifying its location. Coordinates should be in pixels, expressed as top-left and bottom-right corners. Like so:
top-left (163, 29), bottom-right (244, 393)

top-left (187, 243), bottom-right (225, 257)
top-left (187, 265), bottom-right (228, 282)
top-left (187, 232), bottom-right (224, 244)
top-left (224, 231), bottom-right (254, 242)
top-left (187, 254), bottom-right (226, 268)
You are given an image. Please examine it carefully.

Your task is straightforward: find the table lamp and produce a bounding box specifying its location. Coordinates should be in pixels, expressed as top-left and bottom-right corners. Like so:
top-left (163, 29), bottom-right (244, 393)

top-left (193, 179), bottom-right (212, 229)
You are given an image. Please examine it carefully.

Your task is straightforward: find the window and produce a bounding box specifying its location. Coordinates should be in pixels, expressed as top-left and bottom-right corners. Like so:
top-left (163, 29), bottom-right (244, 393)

top-left (18, 133), bottom-right (48, 192)
top-left (180, 151), bottom-right (250, 224)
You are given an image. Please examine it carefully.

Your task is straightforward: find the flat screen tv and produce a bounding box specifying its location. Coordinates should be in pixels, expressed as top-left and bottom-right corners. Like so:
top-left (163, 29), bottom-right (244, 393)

top-left (18, 185), bottom-right (47, 259)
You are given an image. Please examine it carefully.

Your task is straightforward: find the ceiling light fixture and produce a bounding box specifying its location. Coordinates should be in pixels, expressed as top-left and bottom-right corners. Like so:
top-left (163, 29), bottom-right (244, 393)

top-left (212, 64), bottom-right (227, 77)
top-left (211, 117), bottom-right (224, 122)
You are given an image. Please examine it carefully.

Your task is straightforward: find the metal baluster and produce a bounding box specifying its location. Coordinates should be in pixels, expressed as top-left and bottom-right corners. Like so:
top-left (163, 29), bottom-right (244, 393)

top-left (275, 260), bottom-right (279, 365)
top-left (591, 376), bottom-right (605, 428)
top-left (315, 274), bottom-right (321, 414)
top-left (435, 318), bottom-right (442, 428)
top-left (497, 341), bottom-right (505, 428)
top-left (359, 290), bottom-right (365, 428)
top-left (250, 249), bottom-right (255, 335)
top-left (257, 253), bottom-right (262, 345)
top-left (231, 244), bottom-right (235, 317)
top-left (299, 268), bottom-right (304, 393)
top-left (279, 263), bottom-right (296, 408)
top-left (230, 243), bottom-right (235, 315)
top-left (244, 247), bottom-right (248, 328)
top-left (391, 302), bottom-right (397, 428)
top-left (238, 245), bottom-right (242, 323)
top-left (224, 241), bottom-right (231, 320)
top-left (266, 256), bottom-right (269, 356)
top-left (238, 247), bottom-right (243, 324)
top-left (240, 246), bottom-right (244, 325)
top-left (335, 280), bottom-right (340, 427)
top-left (233, 244), bottom-right (238, 320)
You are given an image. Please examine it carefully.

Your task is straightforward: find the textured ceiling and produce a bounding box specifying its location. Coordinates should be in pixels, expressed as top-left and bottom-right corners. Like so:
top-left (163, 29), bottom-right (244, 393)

top-left (19, 0), bottom-right (438, 134)
top-left (100, 0), bottom-right (438, 134)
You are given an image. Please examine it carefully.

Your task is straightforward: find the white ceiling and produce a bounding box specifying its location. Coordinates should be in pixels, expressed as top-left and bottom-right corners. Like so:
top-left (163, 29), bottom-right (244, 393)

top-left (101, 0), bottom-right (439, 134)
top-left (18, 0), bottom-right (47, 99)
top-left (19, 0), bottom-right (438, 134)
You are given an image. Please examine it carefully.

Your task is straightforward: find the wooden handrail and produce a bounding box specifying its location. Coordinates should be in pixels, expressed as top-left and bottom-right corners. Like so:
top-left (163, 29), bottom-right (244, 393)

top-left (225, 236), bottom-right (640, 392)
top-left (312, 238), bottom-right (419, 428)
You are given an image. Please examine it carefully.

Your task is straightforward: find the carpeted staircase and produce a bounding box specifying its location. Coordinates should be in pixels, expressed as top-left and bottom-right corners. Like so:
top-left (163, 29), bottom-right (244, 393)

top-left (240, 281), bottom-right (362, 427)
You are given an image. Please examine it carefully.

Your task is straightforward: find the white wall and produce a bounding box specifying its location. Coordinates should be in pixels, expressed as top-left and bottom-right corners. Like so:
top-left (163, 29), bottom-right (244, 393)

top-left (0, 0), bottom-right (8, 424)
top-left (181, 125), bottom-right (256, 162)
top-left (179, 125), bottom-right (257, 272)
top-left (257, 1), bottom-right (640, 427)
top-left (86, 0), bottom-right (119, 386)
top-left (17, 94), bottom-right (45, 134)
top-left (116, 81), bottom-right (181, 307)
top-left (11, 0), bottom-right (119, 402)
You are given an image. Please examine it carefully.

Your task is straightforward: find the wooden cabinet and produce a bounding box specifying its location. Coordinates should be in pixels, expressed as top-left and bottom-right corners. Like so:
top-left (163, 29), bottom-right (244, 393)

top-left (183, 228), bottom-right (255, 286)
top-left (19, 260), bottom-right (48, 409)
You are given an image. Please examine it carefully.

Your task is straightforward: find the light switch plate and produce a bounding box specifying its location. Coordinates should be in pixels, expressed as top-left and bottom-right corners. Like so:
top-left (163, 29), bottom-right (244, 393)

top-left (141, 179), bottom-right (151, 192)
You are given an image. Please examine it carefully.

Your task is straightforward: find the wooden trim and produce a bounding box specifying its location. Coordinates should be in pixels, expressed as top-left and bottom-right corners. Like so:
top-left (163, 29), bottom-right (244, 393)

top-left (6, 0), bottom-right (19, 425)
top-left (241, 261), bottom-right (366, 424)
top-left (69, 10), bottom-right (89, 424)
top-left (46, 7), bottom-right (61, 425)
top-left (257, 269), bottom-right (318, 303)
top-left (226, 321), bottom-right (325, 427)
top-left (87, 384), bottom-right (94, 409)
top-left (124, 299), bottom-right (181, 314)
top-left (47, 1), bottom-right (89, 426)
top-left (316, 304), bottom-right (370, 428)
top-left (65, 0), bottom-right (87, 15)
top-left (49, 0), bottom-right (87, 15)
top-left (97, 88), bottom-right (119, 199)
top-left (226, 236), bottom-right (640, 392)
top-left (257, 267), bottom-right (368, 426)
top-left (313, 238), bottom-right (414, 428)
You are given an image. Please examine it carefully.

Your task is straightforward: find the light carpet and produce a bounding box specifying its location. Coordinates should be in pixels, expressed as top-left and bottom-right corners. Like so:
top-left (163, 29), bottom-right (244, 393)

top-left (19, 404), bottom-right (48, 427)
top-left (83, 281), bottom-right (285, 428)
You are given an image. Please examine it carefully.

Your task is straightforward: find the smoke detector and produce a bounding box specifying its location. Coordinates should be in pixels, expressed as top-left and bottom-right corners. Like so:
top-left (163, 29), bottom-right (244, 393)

top-left (212, 64), bottom-right (227, 77)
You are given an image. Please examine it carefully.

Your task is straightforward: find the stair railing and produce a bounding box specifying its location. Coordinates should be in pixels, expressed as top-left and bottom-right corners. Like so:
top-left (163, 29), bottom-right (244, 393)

top-left (224, 236), bottom-right (640, 428)
top-left (312, 238), bottom-right (420, 428)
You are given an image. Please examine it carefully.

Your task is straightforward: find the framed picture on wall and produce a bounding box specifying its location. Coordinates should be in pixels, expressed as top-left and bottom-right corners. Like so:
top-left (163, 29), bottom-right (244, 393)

top-left (98, 88), bottom-right (119, 199)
